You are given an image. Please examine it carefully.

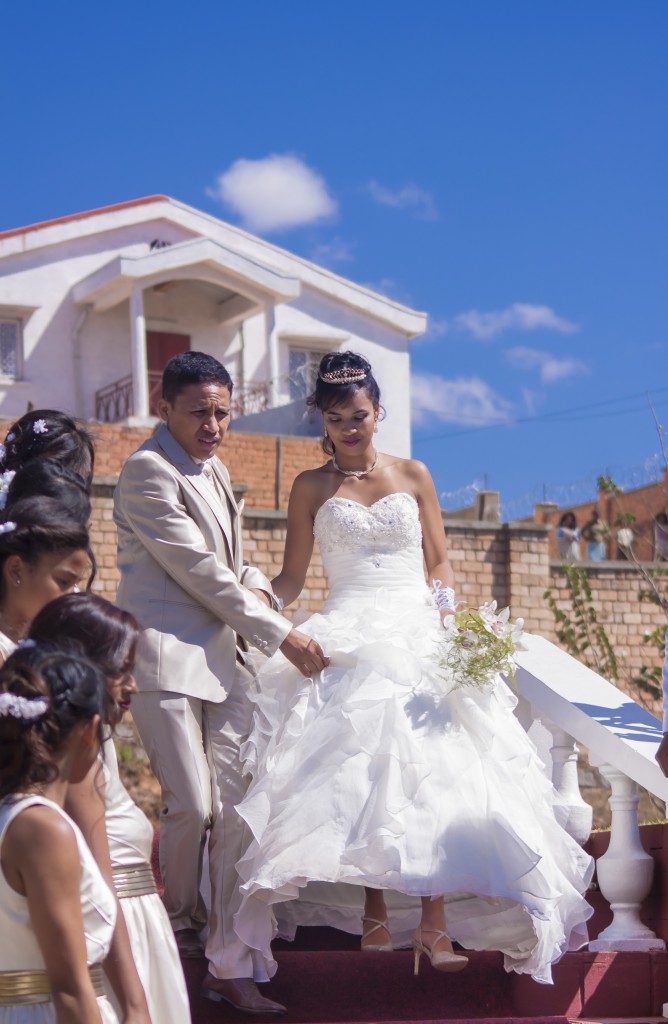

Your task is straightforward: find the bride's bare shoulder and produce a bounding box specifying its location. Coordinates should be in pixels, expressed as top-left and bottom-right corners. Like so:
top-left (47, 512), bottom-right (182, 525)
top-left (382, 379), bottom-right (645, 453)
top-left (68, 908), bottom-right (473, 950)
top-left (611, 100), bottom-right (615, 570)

top-left (289, 464), bottom-right (335, 509)
top-left (382, 455), bottom-right (434, 488)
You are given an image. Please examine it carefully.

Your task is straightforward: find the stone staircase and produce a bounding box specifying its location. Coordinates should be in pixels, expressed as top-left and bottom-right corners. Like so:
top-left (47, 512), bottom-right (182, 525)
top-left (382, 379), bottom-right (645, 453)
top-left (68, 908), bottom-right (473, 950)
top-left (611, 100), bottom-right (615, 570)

top-left (178, 930), bottom-right (668, 1023)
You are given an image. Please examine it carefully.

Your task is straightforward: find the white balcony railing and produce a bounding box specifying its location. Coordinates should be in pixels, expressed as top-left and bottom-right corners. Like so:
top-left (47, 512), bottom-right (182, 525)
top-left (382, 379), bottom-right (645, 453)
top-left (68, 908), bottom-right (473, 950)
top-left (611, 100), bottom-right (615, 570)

top-left (511, 633), bottom-right (667, 952)
top-left (95, 375), bottom-right (271, 423)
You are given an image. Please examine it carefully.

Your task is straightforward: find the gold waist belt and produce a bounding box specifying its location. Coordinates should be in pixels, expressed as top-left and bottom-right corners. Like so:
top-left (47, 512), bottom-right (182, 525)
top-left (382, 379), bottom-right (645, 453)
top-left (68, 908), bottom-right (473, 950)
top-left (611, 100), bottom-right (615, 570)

top-left (112, 861), bottom-right (157, 898)
top-left (0, 963), bottom-right (105, 1005)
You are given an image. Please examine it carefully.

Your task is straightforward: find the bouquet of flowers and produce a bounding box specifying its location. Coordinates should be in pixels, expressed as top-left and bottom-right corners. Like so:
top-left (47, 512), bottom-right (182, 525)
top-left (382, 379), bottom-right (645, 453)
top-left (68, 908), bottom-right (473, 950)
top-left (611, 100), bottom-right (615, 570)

top-left (438, 601), bottom-right (526, 691)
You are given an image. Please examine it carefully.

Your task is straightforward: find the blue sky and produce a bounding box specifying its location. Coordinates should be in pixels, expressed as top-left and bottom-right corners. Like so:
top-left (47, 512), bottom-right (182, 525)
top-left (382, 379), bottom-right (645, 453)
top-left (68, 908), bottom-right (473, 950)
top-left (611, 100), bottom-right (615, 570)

top-left (2, 1), bottom-right (666, 514)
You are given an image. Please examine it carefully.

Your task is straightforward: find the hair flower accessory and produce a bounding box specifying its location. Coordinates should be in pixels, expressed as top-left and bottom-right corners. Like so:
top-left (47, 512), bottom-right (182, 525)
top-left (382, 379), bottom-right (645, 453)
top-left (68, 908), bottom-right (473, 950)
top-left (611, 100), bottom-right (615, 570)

top-left (17, 639), bottom-right (36, 649)
top-left (0, 692), bottom-right (49, 721)
top-left (5, 432), bottom-right (15, 443)
top-left (0, 470), bottom-right (16, 511)
top-left (0, 521), bottom-right (16, 535)
top-left (32, 420), bottom-right (48, 435)
top-left (436, 600), bottom-right (526, 692)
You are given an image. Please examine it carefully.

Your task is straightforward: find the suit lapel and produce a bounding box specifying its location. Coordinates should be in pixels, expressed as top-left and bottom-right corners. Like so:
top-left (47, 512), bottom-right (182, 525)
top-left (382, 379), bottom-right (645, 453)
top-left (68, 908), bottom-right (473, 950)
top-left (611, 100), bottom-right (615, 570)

top-left (155, 424), bottom-right (237, 566)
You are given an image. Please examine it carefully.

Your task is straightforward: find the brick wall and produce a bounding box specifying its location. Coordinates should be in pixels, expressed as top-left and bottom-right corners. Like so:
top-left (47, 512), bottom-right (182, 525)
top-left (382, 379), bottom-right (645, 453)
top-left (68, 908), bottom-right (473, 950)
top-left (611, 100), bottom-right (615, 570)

top-left (546, 561), bottom-right (667, 708)
top-left (2, 416), bottom-right (664, 691)
top-left (0, 419), bottom-right (324, 512)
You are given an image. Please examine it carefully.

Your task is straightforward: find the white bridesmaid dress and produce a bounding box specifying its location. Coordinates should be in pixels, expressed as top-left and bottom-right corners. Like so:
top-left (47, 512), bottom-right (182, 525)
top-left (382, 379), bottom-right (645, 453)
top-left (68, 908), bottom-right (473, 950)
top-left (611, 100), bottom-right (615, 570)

top-left (101, 735), bottom-right (191, 1023)
top-left (0, 794), bottom-right (119, 1023)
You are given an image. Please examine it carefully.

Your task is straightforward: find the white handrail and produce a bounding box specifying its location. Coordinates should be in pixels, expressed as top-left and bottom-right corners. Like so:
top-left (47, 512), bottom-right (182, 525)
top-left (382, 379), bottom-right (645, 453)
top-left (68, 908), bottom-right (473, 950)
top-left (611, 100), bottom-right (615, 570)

top-left (510, 632), bottom-right (668, 802)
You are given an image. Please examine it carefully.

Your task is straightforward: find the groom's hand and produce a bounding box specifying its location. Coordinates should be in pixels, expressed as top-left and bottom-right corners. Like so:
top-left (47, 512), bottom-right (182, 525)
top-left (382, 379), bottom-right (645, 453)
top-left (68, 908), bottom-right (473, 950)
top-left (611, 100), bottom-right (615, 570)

top-left (280, 629), bottom-right (330, 677)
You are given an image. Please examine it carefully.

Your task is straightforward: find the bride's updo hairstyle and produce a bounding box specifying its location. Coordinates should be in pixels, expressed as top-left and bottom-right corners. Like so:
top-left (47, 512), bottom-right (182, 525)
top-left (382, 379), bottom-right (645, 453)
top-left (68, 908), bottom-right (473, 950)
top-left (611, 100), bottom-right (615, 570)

top-left (0, 645), bottom-right (106, 800)
top-left (307, 351), bottom-right (381, 456)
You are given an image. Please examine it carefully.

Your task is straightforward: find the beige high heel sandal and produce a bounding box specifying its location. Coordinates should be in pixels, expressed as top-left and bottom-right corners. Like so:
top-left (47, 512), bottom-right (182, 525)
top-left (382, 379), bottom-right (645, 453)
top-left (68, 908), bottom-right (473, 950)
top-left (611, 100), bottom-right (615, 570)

top-left (412, 927), bottom-right (469, 974)
top-left (361, 916), bottom-right (393, 952)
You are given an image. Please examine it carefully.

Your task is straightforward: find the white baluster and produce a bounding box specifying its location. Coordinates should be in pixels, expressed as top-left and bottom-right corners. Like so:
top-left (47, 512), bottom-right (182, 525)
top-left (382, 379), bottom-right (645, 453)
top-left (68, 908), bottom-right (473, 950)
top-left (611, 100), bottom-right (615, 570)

top-left (542, 722), bottom-right (593, 846)
top-left (588, 762), bottom-right (665, 951)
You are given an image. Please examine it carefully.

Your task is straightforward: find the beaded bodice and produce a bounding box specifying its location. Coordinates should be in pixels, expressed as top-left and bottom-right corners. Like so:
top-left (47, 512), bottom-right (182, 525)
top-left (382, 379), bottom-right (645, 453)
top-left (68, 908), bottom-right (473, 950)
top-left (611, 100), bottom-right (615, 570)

top-left (314, 492), bottom-right (422, 558)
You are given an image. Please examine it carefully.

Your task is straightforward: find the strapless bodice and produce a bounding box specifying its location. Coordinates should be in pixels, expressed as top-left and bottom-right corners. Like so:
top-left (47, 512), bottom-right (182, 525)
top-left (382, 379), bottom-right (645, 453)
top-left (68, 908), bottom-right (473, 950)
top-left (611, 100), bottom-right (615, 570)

top-left (314, 492), bottom-right (427, 603)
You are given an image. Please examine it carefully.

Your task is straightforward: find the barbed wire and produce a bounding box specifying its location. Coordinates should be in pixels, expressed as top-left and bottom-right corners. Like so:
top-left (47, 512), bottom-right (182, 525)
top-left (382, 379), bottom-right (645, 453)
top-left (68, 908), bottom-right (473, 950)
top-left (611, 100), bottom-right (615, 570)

top-left (440, 452), bottom-right (666, 521)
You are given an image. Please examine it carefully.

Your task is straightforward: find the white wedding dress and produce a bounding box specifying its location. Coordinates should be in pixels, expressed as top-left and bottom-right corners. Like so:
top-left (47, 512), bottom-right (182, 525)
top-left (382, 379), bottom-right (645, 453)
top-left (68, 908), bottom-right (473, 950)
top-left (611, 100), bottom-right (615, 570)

top-left (234, 492), bottom-right (594, 985)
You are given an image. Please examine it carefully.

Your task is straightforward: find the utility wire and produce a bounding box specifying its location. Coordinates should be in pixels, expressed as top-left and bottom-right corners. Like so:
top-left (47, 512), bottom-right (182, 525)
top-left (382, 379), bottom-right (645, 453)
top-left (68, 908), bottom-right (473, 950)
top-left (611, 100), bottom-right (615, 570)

top-left (414, 386), bottom-right (668, 443)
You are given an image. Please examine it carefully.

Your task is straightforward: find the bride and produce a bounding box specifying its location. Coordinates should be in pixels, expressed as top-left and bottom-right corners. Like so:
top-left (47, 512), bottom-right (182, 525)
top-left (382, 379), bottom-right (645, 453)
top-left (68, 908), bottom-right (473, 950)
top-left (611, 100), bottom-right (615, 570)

top-left (234, 351), bottom-right (593, 985)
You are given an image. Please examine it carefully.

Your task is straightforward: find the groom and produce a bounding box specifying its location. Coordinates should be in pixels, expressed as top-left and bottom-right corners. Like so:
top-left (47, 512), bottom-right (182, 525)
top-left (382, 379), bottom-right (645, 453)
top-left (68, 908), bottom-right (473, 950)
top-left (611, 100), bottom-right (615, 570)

top-left (114, 351), bottom-right (328, 1013)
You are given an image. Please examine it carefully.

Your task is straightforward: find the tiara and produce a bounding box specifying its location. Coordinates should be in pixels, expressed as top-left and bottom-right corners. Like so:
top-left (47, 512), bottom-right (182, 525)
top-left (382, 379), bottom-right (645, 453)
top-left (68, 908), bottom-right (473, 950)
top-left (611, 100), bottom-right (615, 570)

top-left (319, 368), bottom-right (367, 384)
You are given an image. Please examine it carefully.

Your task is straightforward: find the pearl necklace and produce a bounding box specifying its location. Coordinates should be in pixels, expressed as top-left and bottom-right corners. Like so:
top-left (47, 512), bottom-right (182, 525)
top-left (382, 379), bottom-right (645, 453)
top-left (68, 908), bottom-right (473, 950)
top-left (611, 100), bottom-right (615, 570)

top-left (332, 451), bottom-right (378, 478)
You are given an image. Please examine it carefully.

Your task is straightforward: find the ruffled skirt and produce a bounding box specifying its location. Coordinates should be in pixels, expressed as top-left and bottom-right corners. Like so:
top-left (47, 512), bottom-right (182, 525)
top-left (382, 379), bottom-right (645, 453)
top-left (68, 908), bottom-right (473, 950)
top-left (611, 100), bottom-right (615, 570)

top-left (234, 583), bottom-right (593, 985)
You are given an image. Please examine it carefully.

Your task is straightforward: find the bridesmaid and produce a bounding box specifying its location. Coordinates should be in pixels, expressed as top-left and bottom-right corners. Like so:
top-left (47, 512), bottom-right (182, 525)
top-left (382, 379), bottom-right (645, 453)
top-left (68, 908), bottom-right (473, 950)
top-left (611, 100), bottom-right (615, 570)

top-left (30, 594), bottom-right (191, 1024)
top-left (0, 499), bottom-right (90, 666)
top-left (0, 645), bottom-right (118, 1023)
top-left (1, 410), bottom-right (95, 491)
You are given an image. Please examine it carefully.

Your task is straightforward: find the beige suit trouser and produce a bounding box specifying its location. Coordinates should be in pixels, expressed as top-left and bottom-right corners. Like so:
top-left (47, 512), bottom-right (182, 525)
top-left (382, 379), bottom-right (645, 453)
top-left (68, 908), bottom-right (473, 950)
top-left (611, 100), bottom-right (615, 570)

top-left (131, 666), bottom-right (259, 980)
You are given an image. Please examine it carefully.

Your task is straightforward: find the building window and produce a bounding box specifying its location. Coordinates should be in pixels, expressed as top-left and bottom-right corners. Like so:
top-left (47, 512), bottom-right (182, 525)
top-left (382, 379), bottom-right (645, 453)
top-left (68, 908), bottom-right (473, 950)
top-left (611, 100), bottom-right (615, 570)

top-left (288, 348), bottom-right (321, 401)
top-left (0, 319), bottom-right (22, 379)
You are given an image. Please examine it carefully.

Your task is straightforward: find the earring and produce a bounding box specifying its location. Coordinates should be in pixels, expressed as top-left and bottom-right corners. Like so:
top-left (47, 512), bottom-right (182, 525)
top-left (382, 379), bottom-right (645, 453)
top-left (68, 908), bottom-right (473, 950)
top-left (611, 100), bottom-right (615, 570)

top-left (14, 578), bottom-right (20, 587)
top-left (374, 421), bottom-right (378, 433)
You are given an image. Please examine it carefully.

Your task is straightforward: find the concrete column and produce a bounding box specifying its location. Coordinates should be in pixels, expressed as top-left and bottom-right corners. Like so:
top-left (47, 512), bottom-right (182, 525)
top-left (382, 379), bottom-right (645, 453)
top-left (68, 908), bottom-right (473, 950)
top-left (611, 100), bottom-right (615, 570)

top-left (264, 302), bottom-right (278, 407)
top-left (589, 763), bottom-right (664, 951)
top-left (129, 286), bottom-right (149, 420)
top-left (542, 722), bottom-right (593, 845)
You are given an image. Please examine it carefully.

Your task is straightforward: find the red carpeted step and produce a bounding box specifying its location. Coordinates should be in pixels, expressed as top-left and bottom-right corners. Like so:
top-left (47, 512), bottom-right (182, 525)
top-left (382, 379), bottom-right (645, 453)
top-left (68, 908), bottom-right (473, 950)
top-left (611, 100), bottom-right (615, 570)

top-left (182, 950), bottom-right (524, 1023)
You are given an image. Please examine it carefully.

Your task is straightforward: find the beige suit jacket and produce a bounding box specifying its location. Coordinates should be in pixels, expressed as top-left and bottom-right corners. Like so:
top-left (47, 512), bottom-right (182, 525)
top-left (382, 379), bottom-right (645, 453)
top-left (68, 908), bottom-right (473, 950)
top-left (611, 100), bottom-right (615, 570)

top-left (113, 424), bottom-right (291, 703)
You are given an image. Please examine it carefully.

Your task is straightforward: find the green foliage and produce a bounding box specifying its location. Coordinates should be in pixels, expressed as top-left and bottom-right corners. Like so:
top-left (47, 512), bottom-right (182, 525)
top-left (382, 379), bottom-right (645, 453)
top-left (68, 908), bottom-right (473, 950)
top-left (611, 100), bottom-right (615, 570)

top-left (544, 565), bottom-right (620, 683)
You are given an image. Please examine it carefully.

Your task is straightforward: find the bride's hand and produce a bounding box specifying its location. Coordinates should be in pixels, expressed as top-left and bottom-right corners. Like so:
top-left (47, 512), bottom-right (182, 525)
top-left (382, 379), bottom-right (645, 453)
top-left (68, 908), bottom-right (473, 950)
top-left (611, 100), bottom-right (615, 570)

top-left (280, 629), bottom-right (330, 676)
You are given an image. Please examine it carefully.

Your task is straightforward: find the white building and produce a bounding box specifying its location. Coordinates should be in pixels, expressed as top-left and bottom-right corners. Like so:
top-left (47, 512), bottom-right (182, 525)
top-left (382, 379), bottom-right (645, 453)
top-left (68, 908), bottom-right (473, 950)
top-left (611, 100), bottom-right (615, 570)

top-left (0, 196), bottom-right (426, 456)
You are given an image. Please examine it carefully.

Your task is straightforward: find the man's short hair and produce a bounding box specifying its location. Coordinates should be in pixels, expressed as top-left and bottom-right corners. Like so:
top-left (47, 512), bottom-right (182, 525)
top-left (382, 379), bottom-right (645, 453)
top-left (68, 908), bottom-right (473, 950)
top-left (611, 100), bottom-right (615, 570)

top-left (162, 352), bottom-right (233, 404)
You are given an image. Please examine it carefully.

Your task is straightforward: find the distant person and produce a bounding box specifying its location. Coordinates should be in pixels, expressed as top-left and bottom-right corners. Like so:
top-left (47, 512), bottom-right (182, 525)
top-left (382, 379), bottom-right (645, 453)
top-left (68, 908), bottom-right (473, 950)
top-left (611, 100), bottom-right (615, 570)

top-left (582, 508), bottom-right (608, 561)
top-left (555, 512), bottom-right (581, 562)
top-left (654, 512), bottom-right (668, 561)
top-left (616, 523), bottom-right (635, 560)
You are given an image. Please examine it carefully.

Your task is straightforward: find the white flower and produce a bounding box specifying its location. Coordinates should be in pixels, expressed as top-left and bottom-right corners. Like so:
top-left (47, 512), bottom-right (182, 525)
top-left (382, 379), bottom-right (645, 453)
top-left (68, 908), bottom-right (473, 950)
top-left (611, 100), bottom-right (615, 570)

top-left (0, 521), bottom-right (16, 535)
top-left (0, 470), bottom-right (15, 511)
top-left (0, 692), bottom-right (49, 720)
top-left (5, 432), bottom-right (15, 442)
top-left (32, 419), bottom-right (48, 435)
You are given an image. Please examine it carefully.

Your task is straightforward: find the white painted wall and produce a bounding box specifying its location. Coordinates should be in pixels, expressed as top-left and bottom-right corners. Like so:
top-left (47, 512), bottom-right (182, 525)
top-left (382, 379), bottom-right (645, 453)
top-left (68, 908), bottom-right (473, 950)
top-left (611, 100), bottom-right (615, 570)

top-left (0, 205), bottom-right (419, 458)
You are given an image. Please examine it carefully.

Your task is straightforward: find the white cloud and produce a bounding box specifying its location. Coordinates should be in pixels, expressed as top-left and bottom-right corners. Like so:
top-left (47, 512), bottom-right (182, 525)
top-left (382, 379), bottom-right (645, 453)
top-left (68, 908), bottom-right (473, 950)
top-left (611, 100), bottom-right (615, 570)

top-left (207, 154), bottom-right (337, 233)
top-left (367, 180), bottom-right (438, 221)
top-left (455, 303), bottom-right (578, 340)
top-left (411, 372), bottom-right (514, 427)
top-left (505, 346), bottom-right (588, 384)
top-left (428, 317), bottom-right (449, 337)
top-left (311, 237), bottom-right (355, 267)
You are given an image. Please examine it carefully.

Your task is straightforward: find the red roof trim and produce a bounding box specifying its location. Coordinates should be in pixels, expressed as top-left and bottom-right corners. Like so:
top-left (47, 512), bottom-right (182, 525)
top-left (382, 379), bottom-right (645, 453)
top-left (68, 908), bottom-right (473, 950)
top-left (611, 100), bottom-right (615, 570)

top-left (0, 195), bottom-right (171, 241)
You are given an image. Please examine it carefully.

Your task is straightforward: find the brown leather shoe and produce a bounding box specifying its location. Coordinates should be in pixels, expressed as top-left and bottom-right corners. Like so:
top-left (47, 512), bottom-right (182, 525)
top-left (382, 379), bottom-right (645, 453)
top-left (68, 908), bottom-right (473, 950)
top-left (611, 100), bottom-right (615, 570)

top-left (174, 927), bottom-right (204, 958)
top-left (200, 974), bottom-right (286, 1015)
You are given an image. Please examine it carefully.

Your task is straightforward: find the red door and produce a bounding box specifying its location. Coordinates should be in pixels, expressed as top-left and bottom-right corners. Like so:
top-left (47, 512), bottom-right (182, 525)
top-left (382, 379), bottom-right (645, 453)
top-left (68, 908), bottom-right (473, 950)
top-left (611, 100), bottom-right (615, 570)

top-left (146, 332), bottom-right (190, 414)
